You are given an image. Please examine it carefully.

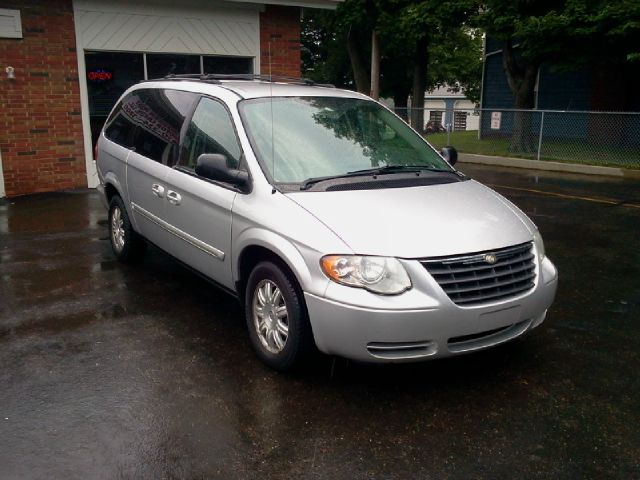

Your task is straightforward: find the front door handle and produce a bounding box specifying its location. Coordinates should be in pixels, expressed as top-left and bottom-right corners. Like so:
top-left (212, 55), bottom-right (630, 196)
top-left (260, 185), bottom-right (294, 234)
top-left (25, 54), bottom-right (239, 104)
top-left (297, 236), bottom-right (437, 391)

top-left (166, 190), bottom-right (182, 206)
top-left (151, 183), bottom-right (165, 198)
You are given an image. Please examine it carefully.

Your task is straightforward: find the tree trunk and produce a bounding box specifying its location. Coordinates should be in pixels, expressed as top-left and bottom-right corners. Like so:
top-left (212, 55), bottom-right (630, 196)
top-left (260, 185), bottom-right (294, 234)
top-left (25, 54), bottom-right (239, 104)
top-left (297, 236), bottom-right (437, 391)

top-left (394, 92), bottom-right (409, 120)
top-left (502, 40), bottom-right (539, 154)
top-left (510, 88), bottom-right (537, 154)
top-left (410, 36), bottom-right (429, 132)
top-left (347, 28), bottom-right (370, 94)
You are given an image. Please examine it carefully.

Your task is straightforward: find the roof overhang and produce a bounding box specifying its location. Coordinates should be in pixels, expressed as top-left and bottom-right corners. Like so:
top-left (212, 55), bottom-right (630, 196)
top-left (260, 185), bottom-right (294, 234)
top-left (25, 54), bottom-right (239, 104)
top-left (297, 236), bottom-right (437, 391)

top-left (224, 0), bottom-right (342, 9)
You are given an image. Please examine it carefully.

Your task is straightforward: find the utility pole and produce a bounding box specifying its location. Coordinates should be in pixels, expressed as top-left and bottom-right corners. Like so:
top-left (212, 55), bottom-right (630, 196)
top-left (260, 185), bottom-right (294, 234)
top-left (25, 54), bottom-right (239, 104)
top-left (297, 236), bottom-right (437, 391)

top-left (370, 30), bottom-right (380, 100)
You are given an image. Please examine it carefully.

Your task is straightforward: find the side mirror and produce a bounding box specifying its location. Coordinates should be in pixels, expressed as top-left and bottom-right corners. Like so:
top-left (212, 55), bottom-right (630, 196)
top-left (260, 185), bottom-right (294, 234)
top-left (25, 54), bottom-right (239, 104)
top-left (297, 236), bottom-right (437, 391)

top-left (440, 146), bottom-right (458, 166)
top-left (195, 153), bottom-right (250, 191)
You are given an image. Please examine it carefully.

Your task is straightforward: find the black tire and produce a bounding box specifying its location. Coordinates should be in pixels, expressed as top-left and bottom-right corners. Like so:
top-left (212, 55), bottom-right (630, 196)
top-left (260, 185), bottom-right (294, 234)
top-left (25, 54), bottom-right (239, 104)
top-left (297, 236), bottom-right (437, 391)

top-left (245, 261), bottom-right (314, 371)
top-left (108, 195), bottom-right (146, 263)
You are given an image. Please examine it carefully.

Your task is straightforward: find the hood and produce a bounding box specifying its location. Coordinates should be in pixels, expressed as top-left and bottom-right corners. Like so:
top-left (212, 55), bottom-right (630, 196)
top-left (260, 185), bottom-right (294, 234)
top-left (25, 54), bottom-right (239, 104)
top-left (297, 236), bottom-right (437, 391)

top-left (286, 180), bottom-right (534, 258)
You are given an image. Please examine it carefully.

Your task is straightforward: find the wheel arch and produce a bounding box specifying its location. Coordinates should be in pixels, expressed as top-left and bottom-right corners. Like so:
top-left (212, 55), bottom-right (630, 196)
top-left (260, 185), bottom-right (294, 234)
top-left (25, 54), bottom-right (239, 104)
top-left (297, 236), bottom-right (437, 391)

top-left (103, 172), bottom-right (126, 205)
top-left (104, 182), bottom-right (119, 204)
top-left (234, 232), bottom-right (313, 301)
top-left (102, 173), bottom-right (139, 232)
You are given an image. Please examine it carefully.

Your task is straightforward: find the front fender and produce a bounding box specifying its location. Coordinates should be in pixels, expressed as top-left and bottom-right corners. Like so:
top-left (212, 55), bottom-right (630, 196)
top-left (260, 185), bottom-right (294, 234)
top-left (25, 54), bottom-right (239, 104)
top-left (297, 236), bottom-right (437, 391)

top-left (233, 228), bottom-right (328, 296)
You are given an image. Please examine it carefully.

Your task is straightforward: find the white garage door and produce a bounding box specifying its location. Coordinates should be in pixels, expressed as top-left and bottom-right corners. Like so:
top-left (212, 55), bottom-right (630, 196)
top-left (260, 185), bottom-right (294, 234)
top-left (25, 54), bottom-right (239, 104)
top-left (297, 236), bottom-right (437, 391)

top-left (73, 0), bottom-right (261, 187)
top-left (74, 0), bottom-right (259, 57)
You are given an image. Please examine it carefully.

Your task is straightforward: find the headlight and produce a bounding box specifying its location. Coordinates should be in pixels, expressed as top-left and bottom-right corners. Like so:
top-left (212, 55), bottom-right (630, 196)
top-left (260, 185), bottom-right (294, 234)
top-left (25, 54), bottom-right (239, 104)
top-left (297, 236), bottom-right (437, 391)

top-left (533, 231), bottom-right (546, 260)
top-left (320, 255), bottom-right (411, 295)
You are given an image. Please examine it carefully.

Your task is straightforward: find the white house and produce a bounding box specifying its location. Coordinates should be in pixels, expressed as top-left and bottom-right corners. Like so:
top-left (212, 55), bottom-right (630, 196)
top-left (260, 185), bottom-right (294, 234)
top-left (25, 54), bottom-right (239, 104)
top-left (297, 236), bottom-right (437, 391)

top-left (424, 85), bottom-right (479, 132)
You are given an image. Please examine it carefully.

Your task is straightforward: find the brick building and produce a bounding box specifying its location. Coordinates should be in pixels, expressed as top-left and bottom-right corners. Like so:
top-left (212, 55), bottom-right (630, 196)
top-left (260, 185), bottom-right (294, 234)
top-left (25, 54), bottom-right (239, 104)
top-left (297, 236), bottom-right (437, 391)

top-left (0, 0), bottom-right (338, 197)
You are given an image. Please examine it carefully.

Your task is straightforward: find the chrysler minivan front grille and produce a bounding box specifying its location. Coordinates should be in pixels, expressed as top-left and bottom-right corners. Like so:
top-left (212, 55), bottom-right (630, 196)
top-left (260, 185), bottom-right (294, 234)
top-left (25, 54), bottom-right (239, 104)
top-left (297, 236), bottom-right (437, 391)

top-left (420, 242), bottom-right (535, 306)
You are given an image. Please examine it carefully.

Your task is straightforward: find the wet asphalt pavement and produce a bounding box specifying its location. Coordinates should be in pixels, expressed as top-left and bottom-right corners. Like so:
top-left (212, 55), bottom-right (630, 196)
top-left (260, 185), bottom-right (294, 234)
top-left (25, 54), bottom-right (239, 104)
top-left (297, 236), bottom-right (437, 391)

top-left (1, 164), bottom-right (639, 479)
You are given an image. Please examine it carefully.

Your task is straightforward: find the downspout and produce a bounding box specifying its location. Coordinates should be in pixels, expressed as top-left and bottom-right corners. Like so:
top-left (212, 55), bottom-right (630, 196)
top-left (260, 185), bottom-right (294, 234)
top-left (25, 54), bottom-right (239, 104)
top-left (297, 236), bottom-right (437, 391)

top-left (0, 149), bottom-right (5, 198)
top-left (478, 34), bottom-right (487, 140)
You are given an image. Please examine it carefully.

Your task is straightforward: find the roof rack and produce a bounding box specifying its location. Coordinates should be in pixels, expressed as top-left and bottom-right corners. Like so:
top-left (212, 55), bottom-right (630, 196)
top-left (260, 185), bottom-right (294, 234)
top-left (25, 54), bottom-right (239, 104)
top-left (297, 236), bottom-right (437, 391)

top-left (147, 73), bottom-right (334, 88)
top-left (143, 73), bottom-right (221, 84)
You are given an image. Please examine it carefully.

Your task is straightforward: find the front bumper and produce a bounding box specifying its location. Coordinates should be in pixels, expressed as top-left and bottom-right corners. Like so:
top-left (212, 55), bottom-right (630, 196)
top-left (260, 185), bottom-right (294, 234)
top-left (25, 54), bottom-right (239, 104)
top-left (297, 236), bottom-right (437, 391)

top-left (305, 257), bottom-right (558, 363)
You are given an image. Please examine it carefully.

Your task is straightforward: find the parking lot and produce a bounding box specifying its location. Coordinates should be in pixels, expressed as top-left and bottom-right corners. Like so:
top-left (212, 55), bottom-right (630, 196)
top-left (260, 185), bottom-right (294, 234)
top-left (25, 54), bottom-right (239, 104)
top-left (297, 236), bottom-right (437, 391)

top-left (1, 164), bottom-right (639, 479)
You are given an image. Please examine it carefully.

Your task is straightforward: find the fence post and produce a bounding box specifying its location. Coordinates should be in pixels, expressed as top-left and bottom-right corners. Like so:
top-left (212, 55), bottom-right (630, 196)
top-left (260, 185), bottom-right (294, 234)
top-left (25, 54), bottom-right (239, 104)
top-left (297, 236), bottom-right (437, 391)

top-left (537, 111), bottom-right (545, 161)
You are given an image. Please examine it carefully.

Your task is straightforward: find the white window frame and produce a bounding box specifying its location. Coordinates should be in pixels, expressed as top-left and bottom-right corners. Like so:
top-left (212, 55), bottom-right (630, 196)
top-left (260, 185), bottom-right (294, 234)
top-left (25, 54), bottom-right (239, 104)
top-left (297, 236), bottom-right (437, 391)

top-left (0, 9), bottom-right (22, 39)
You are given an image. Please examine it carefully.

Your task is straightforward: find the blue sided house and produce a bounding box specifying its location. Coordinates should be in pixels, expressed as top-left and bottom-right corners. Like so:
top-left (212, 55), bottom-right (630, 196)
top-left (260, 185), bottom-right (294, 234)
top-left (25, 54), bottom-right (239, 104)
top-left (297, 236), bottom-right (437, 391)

top-left (480, 35), bottom-right (640, 148)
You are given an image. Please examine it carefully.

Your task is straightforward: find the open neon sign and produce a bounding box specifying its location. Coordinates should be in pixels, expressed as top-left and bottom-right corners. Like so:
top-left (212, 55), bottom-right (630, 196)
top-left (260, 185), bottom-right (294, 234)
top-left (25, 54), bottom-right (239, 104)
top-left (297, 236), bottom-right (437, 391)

top-left (87, 69), bottom-right (113, 81)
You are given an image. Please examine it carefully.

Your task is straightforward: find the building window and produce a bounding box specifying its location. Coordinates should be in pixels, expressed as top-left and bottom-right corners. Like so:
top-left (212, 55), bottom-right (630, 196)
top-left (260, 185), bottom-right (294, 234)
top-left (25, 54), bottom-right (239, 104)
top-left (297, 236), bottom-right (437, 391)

top-left (203, 56), bottom-right (253, 74)
top-left (430, 111), bottom-right (443, 125)
top-left (85, 51), bottom-right (255, 151)
top-left (0, 8), bottom-right (22, 38)
top-left (85, 52), bottom-right (145, 152)
top-left (146, 54), bottom-right (201, 79)
top-left (454, 111), bottom-right (467, 131)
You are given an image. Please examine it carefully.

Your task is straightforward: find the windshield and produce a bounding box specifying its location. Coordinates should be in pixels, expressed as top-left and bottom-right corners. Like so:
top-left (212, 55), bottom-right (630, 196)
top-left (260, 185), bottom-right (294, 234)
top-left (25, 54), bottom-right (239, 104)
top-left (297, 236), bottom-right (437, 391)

top-left (239, 96), bottom-right (452, 184)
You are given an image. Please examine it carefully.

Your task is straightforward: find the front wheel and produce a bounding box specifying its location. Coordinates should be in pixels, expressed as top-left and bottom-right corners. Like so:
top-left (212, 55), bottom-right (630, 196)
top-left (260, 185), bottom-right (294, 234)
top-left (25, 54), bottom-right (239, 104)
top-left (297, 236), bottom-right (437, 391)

top-left (245, 261), bottom-right (314, 371)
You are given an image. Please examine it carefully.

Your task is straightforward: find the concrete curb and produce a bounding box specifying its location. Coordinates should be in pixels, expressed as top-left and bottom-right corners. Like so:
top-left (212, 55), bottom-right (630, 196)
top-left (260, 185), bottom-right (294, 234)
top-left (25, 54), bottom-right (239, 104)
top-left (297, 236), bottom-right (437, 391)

top-left (458, 153), bottom-right (640, 179)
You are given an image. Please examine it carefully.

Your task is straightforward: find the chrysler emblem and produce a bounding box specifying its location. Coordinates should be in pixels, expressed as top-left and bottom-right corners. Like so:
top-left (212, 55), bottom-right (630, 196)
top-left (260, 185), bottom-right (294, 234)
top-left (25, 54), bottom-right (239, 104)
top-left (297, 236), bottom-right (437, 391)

top-left (484, 253), bottom-right (497, 264)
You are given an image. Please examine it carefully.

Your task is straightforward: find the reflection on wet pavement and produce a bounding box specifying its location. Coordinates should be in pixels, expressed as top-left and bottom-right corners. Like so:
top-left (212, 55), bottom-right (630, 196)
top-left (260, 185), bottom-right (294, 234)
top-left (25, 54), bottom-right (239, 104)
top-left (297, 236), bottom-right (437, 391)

top-left (1, 166), bottom-right (638, 479)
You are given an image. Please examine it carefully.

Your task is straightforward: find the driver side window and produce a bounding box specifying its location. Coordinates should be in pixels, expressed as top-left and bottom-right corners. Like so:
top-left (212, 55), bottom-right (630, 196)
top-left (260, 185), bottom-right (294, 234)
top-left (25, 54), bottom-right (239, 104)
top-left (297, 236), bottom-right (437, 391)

top-left (180, 97), bottom-right (242, 171)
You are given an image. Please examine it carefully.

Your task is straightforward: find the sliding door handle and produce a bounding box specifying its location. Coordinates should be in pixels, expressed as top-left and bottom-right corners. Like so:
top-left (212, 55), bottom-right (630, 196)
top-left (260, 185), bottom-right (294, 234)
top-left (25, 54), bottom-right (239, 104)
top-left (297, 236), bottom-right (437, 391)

top-left (166, 190), bottom-right (182, 205)
top-left (151, 183), bottom-right (165, 198)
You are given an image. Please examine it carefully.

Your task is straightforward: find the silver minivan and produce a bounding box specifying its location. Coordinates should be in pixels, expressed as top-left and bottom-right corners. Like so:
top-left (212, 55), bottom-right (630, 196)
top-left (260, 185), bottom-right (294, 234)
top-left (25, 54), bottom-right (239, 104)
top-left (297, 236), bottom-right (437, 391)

top-left (96, 75), bottom-right (558, 370)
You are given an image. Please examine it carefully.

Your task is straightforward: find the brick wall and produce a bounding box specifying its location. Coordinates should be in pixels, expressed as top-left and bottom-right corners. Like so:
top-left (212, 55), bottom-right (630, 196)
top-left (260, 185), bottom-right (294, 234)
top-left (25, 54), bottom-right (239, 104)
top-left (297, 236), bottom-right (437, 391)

top-left (0, 0), bottom-right (85, 197)
top-left (0, 2), bottom-right (304, 197)
top-left (259, 5), bottom-right (301, 78)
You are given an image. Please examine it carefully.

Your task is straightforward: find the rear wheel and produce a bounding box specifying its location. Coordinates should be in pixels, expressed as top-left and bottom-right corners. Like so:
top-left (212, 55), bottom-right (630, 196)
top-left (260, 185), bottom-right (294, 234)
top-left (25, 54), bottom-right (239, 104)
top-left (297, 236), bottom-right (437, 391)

top-left (108, 196), bottom-right (146, 263)
top-left (245, 261), bottom-right (313, 371)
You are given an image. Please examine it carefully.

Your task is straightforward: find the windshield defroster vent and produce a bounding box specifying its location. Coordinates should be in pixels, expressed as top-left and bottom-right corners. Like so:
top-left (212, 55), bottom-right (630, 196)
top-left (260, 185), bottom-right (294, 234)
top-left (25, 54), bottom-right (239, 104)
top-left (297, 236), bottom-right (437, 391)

top-left (325, 175), bottom-right (460, 191)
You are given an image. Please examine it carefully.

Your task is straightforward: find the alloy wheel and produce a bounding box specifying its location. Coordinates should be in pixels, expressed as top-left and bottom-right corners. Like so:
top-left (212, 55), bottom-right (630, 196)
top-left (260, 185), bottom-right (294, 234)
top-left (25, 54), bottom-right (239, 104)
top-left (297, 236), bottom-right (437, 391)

top-left (111, 206), bottom-right (125, 253)
top-left (252, 279), bottom-right (289, 354)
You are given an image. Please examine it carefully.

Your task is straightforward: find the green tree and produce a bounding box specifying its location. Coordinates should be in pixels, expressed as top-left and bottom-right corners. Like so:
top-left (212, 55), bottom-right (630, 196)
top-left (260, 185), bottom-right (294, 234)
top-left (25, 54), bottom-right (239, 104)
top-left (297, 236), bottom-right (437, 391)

top-left (426, 27), bottom-right (483, 104)
top-left (593, 0), bottom-right (640, 63)
top-left (302, 0), bottom-right (482, 129)
top-left (301, 10), bottom-right (355, 88)
top-left (478, 0), bottom-right (582, 152)
top-left (377, 0), bottom-right (478, 128)
top-left (477, 0), bottom-right (640, 152)
top-left (302, 0), bottom-right (375, 94)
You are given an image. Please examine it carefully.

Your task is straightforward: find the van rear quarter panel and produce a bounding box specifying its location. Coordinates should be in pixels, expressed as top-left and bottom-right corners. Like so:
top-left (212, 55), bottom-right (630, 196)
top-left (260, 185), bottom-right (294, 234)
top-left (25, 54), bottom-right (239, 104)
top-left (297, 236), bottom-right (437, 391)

top-left (96, 135), bottom-right (132, 214)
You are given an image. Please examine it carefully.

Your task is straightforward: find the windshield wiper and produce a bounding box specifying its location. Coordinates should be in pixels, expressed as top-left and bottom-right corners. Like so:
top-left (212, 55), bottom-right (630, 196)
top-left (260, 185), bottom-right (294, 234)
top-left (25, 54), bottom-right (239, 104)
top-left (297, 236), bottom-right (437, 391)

top-left (299, 165), bottom-right (455, 190)
top-left (300, 171), bottom-right (377, 190)
top-left (347, 165), bottom-right (454, 175)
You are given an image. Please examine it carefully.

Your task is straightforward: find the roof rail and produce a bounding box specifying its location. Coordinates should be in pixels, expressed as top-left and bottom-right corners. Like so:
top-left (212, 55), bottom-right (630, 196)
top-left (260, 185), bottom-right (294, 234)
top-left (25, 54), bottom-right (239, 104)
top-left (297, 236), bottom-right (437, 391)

top-left (147, 73), bottom-right (221, 84)
top-left (146, 73), bottom-right (334, 88)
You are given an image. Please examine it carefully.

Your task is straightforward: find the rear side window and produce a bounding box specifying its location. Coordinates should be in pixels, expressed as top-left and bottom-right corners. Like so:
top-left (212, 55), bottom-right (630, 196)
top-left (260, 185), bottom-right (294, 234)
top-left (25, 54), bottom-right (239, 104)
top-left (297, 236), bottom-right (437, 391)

top-left (104, 102), bottom-right (135, 147)
top-left (180, 97), bottom-right (242, 171)
top-left (105, 88), bottom-right (196, 165)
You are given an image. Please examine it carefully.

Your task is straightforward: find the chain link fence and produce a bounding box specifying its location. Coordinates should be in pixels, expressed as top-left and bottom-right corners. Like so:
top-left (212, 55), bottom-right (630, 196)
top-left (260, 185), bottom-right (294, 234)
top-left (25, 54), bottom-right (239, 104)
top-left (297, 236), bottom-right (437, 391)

top-left (394, 107), bottom-right (640, 169)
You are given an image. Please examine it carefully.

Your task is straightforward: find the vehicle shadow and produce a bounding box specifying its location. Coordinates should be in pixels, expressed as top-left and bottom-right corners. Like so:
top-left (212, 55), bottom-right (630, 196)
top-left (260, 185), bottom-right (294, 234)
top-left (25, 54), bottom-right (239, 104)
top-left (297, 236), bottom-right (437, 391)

top-left (134, 243), bottom-right (538, 395)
